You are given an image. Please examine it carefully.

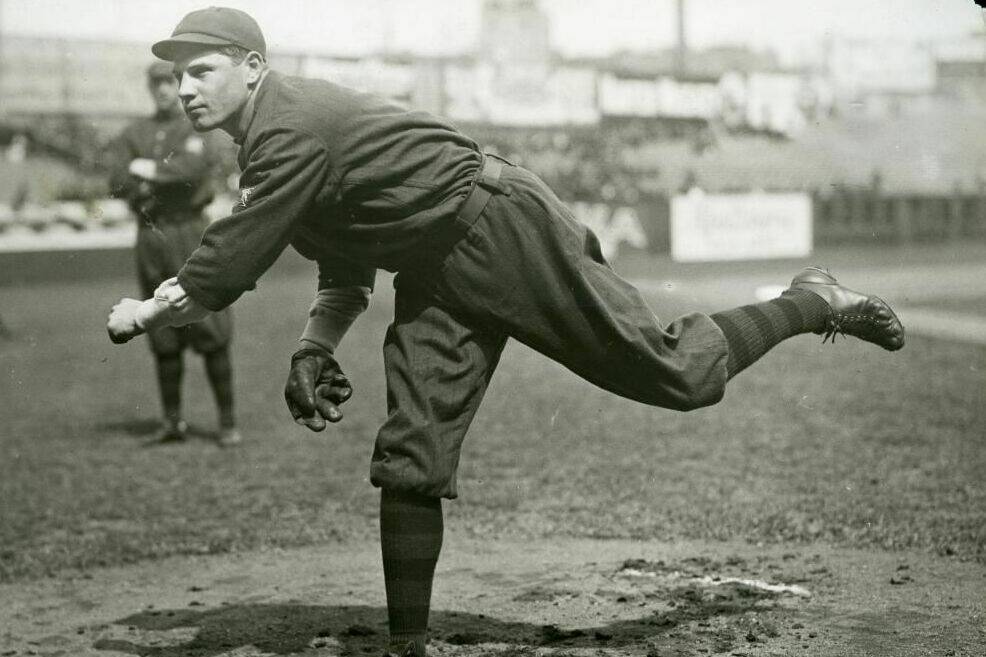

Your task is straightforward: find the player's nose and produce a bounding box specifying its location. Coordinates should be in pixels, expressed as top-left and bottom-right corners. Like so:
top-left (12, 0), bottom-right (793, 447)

top-left (176, 74), bottom-right (196, 101)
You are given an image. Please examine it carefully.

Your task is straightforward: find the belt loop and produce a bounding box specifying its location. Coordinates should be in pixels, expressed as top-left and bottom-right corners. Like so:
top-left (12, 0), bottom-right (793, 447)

top-left (478, 153), bottom-right (508, 195)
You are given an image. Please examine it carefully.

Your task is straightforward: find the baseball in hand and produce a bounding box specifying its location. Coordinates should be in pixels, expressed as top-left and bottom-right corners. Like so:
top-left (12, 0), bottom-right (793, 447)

top-left (107, 298), bottom-right (144, 344)
top-left (128, 158), bottom-right (157, 181)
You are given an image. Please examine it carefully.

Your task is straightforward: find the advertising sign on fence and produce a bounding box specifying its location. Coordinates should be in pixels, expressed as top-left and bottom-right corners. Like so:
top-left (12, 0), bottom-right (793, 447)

top-left (569, 201), bottom-right (649, 259)
top-left (670, 189), bottom-right (812, 261)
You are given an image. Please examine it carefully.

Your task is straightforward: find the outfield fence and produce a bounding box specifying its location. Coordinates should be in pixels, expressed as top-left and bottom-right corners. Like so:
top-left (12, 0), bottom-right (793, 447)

top-left (812, 187), bottom-right (986, 244)
top-left (2, 187), bottom-right (985, 282)
top-left (605, 187), bottom-right (986, 257)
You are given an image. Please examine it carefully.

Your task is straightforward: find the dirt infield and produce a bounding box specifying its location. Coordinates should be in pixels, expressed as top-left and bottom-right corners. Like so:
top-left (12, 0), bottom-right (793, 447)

top-left (1, 535), bottom-right (983, 657)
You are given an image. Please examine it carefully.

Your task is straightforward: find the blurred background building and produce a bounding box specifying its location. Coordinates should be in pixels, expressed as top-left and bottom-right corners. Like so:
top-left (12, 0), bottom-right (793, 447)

top-left (0, 0), bottom-right (984, 257)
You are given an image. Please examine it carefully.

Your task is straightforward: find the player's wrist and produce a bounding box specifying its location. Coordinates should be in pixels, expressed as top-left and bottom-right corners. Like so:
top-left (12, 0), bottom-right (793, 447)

top-left (292, 345), bottom-right (334, 363)
top-left (297, 338), bottom-right (334, 355)
top-left (134, 297), bottom-right (169, 330)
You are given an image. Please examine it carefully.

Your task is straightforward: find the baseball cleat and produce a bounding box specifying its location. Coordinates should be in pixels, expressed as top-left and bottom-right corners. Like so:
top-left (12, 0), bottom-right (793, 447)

top-left (788, 266), bottom-right (904, 351)
top-left (381, 643), bottom-right (417, 657)
top-left (158, 419), bottom-right (189, 443)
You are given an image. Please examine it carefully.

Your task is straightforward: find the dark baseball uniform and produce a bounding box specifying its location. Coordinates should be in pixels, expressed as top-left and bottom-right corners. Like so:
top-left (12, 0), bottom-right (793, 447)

top-left (176, 71), bottom-right (728, 498)
top-left (109, 108), bottom-right (232, 356)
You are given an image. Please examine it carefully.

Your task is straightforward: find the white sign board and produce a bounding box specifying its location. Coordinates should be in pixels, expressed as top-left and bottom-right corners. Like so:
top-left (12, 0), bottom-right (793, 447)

top-left (671, 190), bottom-right (812, 262)
top-left (599, 74), bottom-right (720, 119)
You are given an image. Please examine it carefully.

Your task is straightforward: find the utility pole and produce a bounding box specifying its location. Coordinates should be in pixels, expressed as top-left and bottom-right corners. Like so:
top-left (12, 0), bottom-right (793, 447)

top-left (981, 7), bottom-right (985, 63)
top-left (675, 0), bottom-right (687, 77)
top-left (0, 0), bottom-right (5, 108)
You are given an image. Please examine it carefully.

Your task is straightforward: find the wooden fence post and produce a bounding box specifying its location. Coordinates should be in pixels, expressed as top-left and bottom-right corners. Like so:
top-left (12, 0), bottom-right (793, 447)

top-left (870, 171), bottom-right (885, 241)
top-left (811, 190), bottom-right (824, 245)
top-left (846, 187), bottom-right (870, 238)
top-left (948, 183), bottom-right (964, 240)
top-left (894, 195), bottom-right (913, 244)
top-left (979, 178), bottom-right (986, 238)
top-left (830, 185), bottom-right (847, 241)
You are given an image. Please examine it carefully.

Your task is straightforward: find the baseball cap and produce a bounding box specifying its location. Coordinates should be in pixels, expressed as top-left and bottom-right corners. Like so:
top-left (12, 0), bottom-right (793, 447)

top-left (151, 7), bottom-right (266, 61)
top-left (146, 60), bottom-right (174, 81)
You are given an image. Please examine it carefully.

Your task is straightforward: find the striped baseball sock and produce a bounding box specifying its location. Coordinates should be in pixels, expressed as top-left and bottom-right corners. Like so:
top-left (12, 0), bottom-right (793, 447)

top-left (154, 354), bottom-right (184, 428)
top-left (710, 290), bottom-right (831, 380)
top-left (380, 489), bottom-right (443, 657)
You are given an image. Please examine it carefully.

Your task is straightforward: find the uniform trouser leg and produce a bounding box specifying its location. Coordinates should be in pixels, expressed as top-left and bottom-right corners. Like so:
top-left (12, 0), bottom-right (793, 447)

top-left (371, 280), bottom-right (507, 499)
top-left (372, 163), bottom-right (730, 498)
top-left (429, 164), bottom-right (730, 414)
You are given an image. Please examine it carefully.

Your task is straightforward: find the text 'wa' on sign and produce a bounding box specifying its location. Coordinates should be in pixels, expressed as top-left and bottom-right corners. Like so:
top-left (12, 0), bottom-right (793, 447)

top-left (670, 189), bottom-right (812, 262)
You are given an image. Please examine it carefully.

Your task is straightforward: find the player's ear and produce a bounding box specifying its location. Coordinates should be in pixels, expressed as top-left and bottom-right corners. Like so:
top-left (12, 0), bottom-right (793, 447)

top-left (244, 51), bottom-right (266, 86)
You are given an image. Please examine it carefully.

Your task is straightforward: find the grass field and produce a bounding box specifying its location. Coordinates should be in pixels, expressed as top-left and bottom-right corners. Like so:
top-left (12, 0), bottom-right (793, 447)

top-left (1, 246), bottom-right (984, 586)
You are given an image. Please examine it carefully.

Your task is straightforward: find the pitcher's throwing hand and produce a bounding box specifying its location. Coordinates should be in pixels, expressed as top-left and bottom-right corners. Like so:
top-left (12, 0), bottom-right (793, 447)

top-left (107, 298), bottom-right (145, 344)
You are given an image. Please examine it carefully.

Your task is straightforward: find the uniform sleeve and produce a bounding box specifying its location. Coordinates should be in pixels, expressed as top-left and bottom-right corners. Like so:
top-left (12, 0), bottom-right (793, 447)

top-left (177, 128), bottom-right (333, 311)
top-left (298, 285), bottom-right (371, 353)
top-left (299, 258), bottom-right (374, 352)
top-left (317, 257), bottom-right (376, 291)
top-left (135, 277), bottom-right (211, 330)
top-left (106, 130), bottom-right (139, 202)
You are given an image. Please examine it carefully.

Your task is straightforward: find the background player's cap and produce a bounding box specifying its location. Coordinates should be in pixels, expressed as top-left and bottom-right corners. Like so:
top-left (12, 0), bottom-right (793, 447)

top-left (151, 7), bottom-right (267, 61)
top-left (146, 60), bottom-right (174, 81)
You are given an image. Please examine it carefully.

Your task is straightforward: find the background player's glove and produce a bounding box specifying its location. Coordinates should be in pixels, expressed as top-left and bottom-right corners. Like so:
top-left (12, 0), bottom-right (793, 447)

top-left (106, 298), bottom-right (145, 344)
top-left (284, 347), bottom-right (353, 431)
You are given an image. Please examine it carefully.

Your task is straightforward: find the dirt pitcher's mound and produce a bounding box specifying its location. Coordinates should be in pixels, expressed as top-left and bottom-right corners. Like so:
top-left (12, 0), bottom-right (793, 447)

top-left (1, 535), bottom-right (983, 656)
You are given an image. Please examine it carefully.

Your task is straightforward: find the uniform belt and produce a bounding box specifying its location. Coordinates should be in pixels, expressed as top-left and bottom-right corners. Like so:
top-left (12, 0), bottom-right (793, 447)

top-left (457, 154), bottom-right (507, 227)
top-left (414, 153), bottom-right (510, 272)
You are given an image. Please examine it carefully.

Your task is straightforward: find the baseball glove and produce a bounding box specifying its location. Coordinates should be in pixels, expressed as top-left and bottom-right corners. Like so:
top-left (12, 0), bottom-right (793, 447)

top-left (284, 347), bottom-right (353, 431)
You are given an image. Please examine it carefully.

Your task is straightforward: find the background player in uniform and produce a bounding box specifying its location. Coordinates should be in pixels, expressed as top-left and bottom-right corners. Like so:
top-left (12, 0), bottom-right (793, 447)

top-left (107, 8), bottom-right (903, 656)
top-left (108, 61), bottom-right (241, 446)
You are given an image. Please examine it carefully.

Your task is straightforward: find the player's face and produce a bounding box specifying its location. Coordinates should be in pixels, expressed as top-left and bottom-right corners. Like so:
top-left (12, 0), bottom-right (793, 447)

top-left (172, 49), bottom-right (257, 134)
top-left (148, 77), bottom-right (179, 113)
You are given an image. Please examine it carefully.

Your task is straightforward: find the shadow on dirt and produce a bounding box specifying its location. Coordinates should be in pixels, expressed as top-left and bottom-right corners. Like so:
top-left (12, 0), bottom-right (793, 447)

top-left (95, 418), bottom-right (163, 437)
top-left (92, 582), bottom-right (782, 656)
